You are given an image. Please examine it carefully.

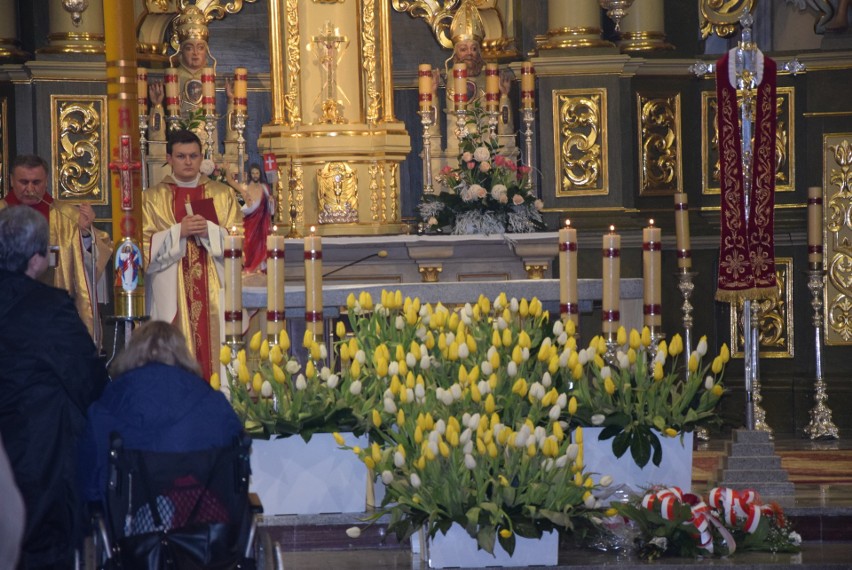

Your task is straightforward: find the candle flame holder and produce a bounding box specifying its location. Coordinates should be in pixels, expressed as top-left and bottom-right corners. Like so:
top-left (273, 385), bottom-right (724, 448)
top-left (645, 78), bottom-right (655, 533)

top-left (522, 107), bottom-right (536, 197)
top-left (420, 108), bottom-right (435, 194)
top-left (487, 108), bottom-right (498, 140)
top-left (166, 114), bottom-right (181, 132)
top-left (286, 169), bottom-right (302, 239)
top-left (454, 108), bottom-right (468, 143)
top-left (804, 268), bottom-right (839, 440)
top-left (138, 114), bottom-right (149, 191)
top-left (604, 330), bottom-right (618, 367)
top-left (747, 301), bottom-right (773, 437)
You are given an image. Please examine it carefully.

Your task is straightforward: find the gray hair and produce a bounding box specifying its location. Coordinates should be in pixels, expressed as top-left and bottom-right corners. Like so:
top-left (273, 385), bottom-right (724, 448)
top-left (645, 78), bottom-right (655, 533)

top-left (0, 206), bottom-right (49, 273)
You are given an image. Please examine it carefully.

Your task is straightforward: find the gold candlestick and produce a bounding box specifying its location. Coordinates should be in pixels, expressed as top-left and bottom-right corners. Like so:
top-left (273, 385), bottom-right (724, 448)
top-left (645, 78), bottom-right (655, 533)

top-left (420, 108), bottom-right (435, 194)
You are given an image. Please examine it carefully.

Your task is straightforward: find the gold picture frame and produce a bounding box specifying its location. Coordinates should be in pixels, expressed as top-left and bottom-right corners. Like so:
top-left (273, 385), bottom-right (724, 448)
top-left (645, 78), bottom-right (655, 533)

top-left (636, 91), bottom-right (682, 196)
top-left (701, 86), bottom-right (795, 195)
top-left (730, 257), bottom-right (794, 359)
top-left (50, 95), bottom-right (109, 205)
top-left (823, 133), bottom-right (852, 346)
top-left (553, 88), bottom-right (608, 197)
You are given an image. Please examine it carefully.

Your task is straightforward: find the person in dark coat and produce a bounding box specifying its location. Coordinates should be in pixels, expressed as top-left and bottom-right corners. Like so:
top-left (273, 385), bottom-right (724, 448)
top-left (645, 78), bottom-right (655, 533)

top-left (0, 205), bottom-right (108, 569)
top-left (78, 320), bottom-right (244, 505)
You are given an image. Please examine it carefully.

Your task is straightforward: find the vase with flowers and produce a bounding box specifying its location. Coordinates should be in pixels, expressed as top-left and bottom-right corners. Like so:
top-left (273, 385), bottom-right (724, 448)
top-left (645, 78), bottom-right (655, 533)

top-left (419, 103), bottom-right (546, 235)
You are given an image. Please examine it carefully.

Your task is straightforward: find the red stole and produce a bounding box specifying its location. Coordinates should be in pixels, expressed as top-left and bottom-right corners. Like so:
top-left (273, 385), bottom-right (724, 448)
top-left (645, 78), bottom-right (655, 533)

top-left (715, 51), bottom-right (778, 302)
top-left (171, 184), bottom-right (214, 380)
top-left (5, 191), bottom-right (53, 220)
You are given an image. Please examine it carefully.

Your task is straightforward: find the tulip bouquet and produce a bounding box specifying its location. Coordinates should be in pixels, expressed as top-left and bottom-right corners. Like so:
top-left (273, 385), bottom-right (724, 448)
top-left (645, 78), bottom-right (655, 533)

top-left (419, 103), bottom-right (546, 235)
top-left (612, 486), bottom-right (801, 560)
top-left (218, 329), bottom-right (370, 440)
top-left (334, 290), bottom-right (603, 555)
top-left (557, 327), bottom-right (728, 468)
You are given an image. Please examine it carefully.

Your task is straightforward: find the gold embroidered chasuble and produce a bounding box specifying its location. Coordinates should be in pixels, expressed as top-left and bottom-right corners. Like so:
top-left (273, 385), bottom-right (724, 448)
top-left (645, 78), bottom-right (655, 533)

top-left (142, 175), bottom-right (242, 379)
top-left (0, 198), bottom-right (113, 340)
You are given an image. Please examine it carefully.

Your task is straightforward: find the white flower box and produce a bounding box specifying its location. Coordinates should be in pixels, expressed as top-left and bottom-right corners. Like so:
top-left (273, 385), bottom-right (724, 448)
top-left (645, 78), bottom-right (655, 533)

top-left (418, 525), bottom-right (559, 568)
top-left (577, 427), bottom-right (693, 494)
top-left (250, 432), bottom-right (370, 515)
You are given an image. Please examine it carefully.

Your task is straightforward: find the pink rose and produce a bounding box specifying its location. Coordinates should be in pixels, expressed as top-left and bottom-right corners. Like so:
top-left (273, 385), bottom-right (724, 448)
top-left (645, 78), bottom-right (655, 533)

top-left (494, 155), bottom-right (506, 167)
top-left (534, 199), bottom-right (544, 211)
top-left (476, 186), bottom-right (487, 199)
top-left (499, 194), bottom-right (509, 204)
top-left (467, 161), bottom-right (476, 170)
top-left (479, 161), bottom-right (491, 173)
top-left (462, 152), bottom-right (473, 162)
top-left (512, 194), bottom-right (525, 206)
top-left (440, 165), bottom-right (453, 175)
top-left (518, 165), bottom-right (531, 175)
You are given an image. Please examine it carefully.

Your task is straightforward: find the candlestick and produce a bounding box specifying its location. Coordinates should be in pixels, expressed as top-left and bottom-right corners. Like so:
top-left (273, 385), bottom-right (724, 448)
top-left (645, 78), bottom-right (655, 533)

top-left (673, 192), bottom-right (692, 271)
top-left (137, 67), bottom-right (148, 116)
top-left (558, 220), bottom-right (578, 327)
top-left (267, 230), bottom-right (286, 343)
top-left (804, 268), bottom-right (839, 440)
top-left (233, 67), bottom-right (248, 112)
top-left (420, 107), bottom-right (435, 194)
top-left (418, 64), bottom-right (433, 112)
top-left (643, 220), bottom-right (662, 329)
top-left (223, 233), bottom-right (243, 339)
top-left (522, 108), bottom-right (535, 196)
top-left (808, 186), bottom-right (823, 269)
top-left (304, 227), bottom-right (324, 338)
top-left (602, 226), bottom-right (621, 336)
top-left (521, 62), bottom-right (535, 110)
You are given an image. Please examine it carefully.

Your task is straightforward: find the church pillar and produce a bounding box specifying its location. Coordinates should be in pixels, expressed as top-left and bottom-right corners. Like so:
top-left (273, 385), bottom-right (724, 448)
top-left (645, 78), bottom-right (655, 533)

top-left (537, 0), bottom-right (613, 51)
top-left (268, 0), bottom-right (287, 126)
top-left (618, 0), bottom-right (674, 53)
top-left (39, 0), bottom-right (106, 55)
top-left (103, 0), bottom-right (144, 317)
top-left (0, 0), bottom-right (28, 61)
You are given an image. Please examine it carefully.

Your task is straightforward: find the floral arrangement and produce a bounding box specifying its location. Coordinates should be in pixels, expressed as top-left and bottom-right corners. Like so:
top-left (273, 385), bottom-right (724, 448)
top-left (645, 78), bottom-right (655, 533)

top-left (419, 103), bottom-right (546, 235)
top-left (333, 291), bottom-right (600, 554)
top-left (216, 329), bottom-right (369, 440)
top-left (612, 486), bottom-right (801, 560)
top-left (558, 326), bottom-right (728, 467)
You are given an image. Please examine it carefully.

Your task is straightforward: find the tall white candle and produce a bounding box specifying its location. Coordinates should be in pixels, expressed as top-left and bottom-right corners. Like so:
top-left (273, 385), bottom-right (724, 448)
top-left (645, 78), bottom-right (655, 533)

top-left (224, 232), bottom-right (243, 337)
top-left (267, 229), bottom-right (286, 340)
top-left (602, 226), bottom-right (621, 335)
top-left (559, 220), bottom-right (578, 326)
top-left (642, 219), bottom-right (662, 328)
top-left (304, 227), bottom-right (323, 337)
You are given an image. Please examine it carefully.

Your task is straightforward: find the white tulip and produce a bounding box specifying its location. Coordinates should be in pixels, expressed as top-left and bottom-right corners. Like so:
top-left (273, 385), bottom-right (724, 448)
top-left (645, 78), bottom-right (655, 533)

top-left (548, 405), bottom-right (562, 421)
top-left (591, 414), bottom-right (606, 425)
top-left (507, 361), bottom-right (518, 377)
top-left (555, 455), bottom-right (568, 468)
top-left (600, 366), bottom-right (612, 379)
top-left (346, 527), bottom-right (362, 539)
top-left (497, 317), bottom-right (508, 331)
top-left (557, 332), bottom-right (568, 346)
top-left (578, 349), bottom-right (590, 365)
top-left (463, 440), bottom-right (474, 454)
top-left (383, 398), bottom-right (397, 414)
top-left (464, 454), bottom-right (477, 470)
top-left (435, 419), bottom-right (447, 434)
top-left (355, 350), bottom-right (366, 364)
top-left (460, 428), bottom-right (473, 445)
top-left (600, 475), bottom-right (613, 487)
top-left (295, 374), bottom-right (307, 391)
top-left (415, 384), bottom-right (426, 399)
top-left (705, 375), bottom-right (714, 390)
top-left (450, 384), bottom-right (462, 400)
top-left (388, 361), bottom-right (400, 377)
top-left (458, 343), bottom-right (470, 359)
top-left (558, 349), bottom-right (571, 368)
top-left (542, 372), bottom-right (552, 388)
top-left (349, 380), bottom-right (363, 395)
top-left (469, 413), bottom-right (481, 430)
top-left (285, 360), bottom-right (301, 374)
top-left (616, 351), bottom-right (630, 370)
top-left (697, 337), bottom-right (708, 357)
top-left (477, 380), bottom-right (490, 395)
top-left (406, 353), bottom-right (417, 368)
top-left (440, 390), bottom-right (454, 406)
top-left (445, 332), bottom-right (455, 345)
top-left (420, 356), bottom-right (431, 370)
top-left (394, 451), bottom-right (405, 468)
top-left (326, 374), bottom-right (339, 389)
top-left (566, 443), bottom-right (579, 460)
top-left (410, 473), bottom-right (421, 488)
top-left (553, 321), bottom-right (564, 336)
top-left (521, 347), bottom-right (530, 362)
top-left (487, 346), bottom-right (497, 359)
top-left (428, 441), bottom-right (438, 457)
top-left (481, 361), bottom-right (493, 376)
top-left (509, 298), bottom-right (519, 313)
top-left (462, 412), bottom-right (472, 427)
top-left (415, 326), bottom-right (427, 340)
top-left (319, 344), bottom-right (328, 360)
top-left (557, 393), bottom-right (567, 409)
top-left (261, 381), bottom-right (273, 398)
top-left (584, 494), bottom-right (597, 508)
top-left (534, 426), bottom-right (547, 444)
top-left (381, 471), bottom-right (394, 485)
top-left (406, 388), bottom-right (414, 402)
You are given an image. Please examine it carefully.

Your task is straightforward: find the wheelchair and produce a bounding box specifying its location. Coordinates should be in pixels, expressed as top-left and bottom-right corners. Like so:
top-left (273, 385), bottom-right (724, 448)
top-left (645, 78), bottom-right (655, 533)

top-left (89, 432), bottom-right (265, 569)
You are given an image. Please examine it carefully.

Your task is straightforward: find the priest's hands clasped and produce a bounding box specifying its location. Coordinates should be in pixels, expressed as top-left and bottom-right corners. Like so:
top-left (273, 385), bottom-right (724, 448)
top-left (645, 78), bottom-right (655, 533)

top-left (180, 214), bottom-right (209, 238)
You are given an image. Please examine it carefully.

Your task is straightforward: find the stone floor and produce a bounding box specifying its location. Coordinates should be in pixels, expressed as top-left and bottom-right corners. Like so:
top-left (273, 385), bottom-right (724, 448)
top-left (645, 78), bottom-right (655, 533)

top-left (257, 434), bottom-right (852, 569)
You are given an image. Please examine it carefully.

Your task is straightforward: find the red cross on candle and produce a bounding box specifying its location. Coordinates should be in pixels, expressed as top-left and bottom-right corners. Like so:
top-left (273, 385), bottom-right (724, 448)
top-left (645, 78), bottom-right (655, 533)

top-left (108, 135), bottom-right (141, 212)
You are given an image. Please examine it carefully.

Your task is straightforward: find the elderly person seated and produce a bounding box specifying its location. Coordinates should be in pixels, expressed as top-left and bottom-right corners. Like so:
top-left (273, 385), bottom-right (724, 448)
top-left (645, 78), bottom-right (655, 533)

top-left (78, 320), bottom-right (243, 504)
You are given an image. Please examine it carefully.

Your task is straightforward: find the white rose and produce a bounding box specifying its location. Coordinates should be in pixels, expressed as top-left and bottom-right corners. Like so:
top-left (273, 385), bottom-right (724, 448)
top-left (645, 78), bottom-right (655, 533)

top-left (473, 146), bottom-right (490, 162)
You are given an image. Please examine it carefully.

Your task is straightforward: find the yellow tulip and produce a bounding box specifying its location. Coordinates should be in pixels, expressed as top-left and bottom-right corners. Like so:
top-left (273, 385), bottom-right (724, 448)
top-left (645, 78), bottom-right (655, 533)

top-left (371, 442), bottom-right (382, 464)
top-left (448, 312), bottom-right (459, 332)
top-left (219, 346), bottom-right (231, 365)
top-left (414, 426), bottom-right (423, 444)
top-left (489, 350), bottom-right (500, 370)
top-left (470, 382), bottom-right (481, 403)
top-left (657, 340), bottom-right (668, 358)
top-left (309, 342), bottom-right (321, 361)
top-left (669, 333), bottom-right (684, 356)
top-left (641, 326), bottom-right (652, 347)
top-left (502, 328), bottom-right (513, 348)
top-left (363, 457), bottom-right (375, 470)
top-left (350, 360), bottom-right (361, 378)
top-left (259, 340), bottom-right (270, 361)
top-left (238, 363), bottom-right (250, 384)
top-left (424, 413), bottom-right (435, 430)
top-left (564, 319), bottom-right (576, 336)
top-left (688, 353), bottom-right (699, 373)
top-left (553, 421), bottom-right (564, 441)
top-left (346, 293), bottom-right (357, 310)
top-left (512, 378), bottom-right (528, 397)
top-left (519, 298), bottom-right (529, 317)
top-left (511, 345), bottom-right (523, 365)
top-left (333, 432), bottom-right (345, 446)
top-left (488, 373), bottom-right (497, 391)
top-left (448, 342), bottom-right (459, 361)
top-left (276, 329), bottom-right (289, 351)
top-left (720, 343), bottom-right (731, 363)
top-left (439, 441), bottom-right (450, 458)
top-left (484, 393), bottom-right (496, 414)
top-left (548, 355), bottom-right (559, 374)
top-left (466, 334), bottom-right (477, 354)
top-left (272, 363), bottom-right (286, 383)
top-left (249, 331), bottom-right (262, 352)
top-left (372, 409), bottom-right (382, 428)
top-left (574, 472), bottom-right (584, 486)
top-left (305, 360), bottom-right (316, 379)
top-left (712, 356), bottom-right (723, 374)
top-left (269, 344), bottom-right (283, 365)
top-left (567, 351), bottom-right (579, 370)
top-left (653, 361), bottom-right (664, 382)
top-left (572, 363), bottom-right (584, 380)
top-left (526, 443), bottom-right (537, 457)
top-left (604, 377), bottom-right (616, 395)
top-left (664, 427), bottom-right (678, 437)
top-left (389, 375), bottom-right (401, 396)
top-left (627, 347), bottom-right (637, 365)
top-left (712, 384), bottom-right (724, 397)
top-left (237, 349), bottom-right (246, 366)
top-left (629, 329), bottom-right (641, 350)
top-left (406, 371), bottom-right (416, 389)
top-left (499, 528), bottom-right (512, 539)
top-left (252, 373), bottom-right (263, 393)
top-left (476, 438), bottom-right (486, 455)
top-left (568, 396), bottom-right (578, 415)
top-left (575, 426), bottom-right (584, 444)
top-left (335, 320), bottom-right (347, 338)
top-left (397, 409), bottom-right (405, 426)
top-left (210, 373), bottom-right (220, 391)
top-left (415, 457), bottom-right (426, 470)
top-left (502, 308), bottom-right (511, 323)
top-left (593, 354), bottom-right (605, 369)
top-left (530, 297), bottom-right (542, 317)
top-left (498, 475), bottom-right (509, 487)
top-left (518, 330), bottom-right (531, 349)
top-left (616, 326), bottom-right (627, 346)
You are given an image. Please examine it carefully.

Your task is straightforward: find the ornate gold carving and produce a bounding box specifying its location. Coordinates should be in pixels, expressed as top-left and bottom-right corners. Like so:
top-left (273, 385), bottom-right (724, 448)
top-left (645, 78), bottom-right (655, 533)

top-left (285, 0), bottom-right (302, 127)
top-left (553, 88), bottom-right (607, 197)
top-left (314, 0), bottom-right (345, 3)
top-left (369, 161), bottom-right (380, 222)
top-left (637, 92), bottom-right (681, 196)
top-left (525, 264), bottom-right (548, 280)
top-left (825, 136), bottom-right (852, 345)
top-left (701, 87), bottom-right (795, 195)
top-left (699, 0), bottom-right (755, 39)
top-left (146, 0), bottom-right (169, 12)
top-left (178, 0), bottom-right (258, 21)
top-left (318, 162), bottom-right (359, 224)
top-left (0, 98), bottom-right (6, 199)
top-left (418, 265), bottom-right (443, 282)
top-left (391, 0), bottom-right (460, 49)
top-left (730, 258), bottom-right (793, 358)
top-left (380, 162), bottom-right (388, 223)
top-left (294, 163), bottom-right (305, 226)
top-left (361, 0), bottom-right (380, 126)
top-left (390, 162), bottom-right (399, 222)
top-left (50, 96), bottom-right (107, 204)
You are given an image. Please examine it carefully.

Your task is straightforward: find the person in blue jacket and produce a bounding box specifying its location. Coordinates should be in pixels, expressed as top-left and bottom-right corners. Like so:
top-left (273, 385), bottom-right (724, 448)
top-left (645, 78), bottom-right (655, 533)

top-left (78, 319), bottom-right (243, 504)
